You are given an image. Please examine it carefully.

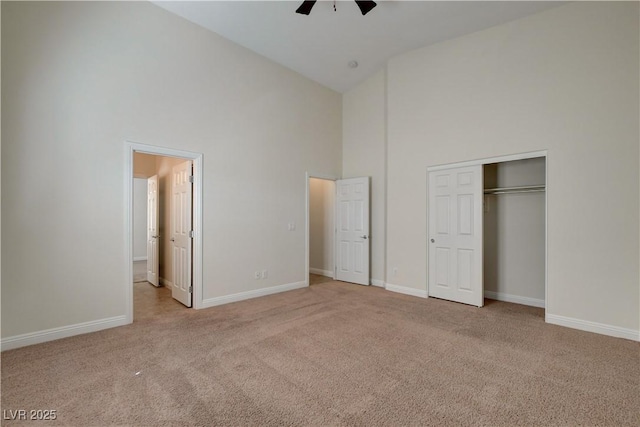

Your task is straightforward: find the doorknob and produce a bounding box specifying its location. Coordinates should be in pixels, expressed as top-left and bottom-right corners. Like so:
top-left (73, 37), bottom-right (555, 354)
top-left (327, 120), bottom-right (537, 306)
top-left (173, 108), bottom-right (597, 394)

top-left (361, 235), bottom-right (368, 240)
top-left (430, 239), bottom-right (435, 243)
top-left (152, 235), bottom-right (159, 239)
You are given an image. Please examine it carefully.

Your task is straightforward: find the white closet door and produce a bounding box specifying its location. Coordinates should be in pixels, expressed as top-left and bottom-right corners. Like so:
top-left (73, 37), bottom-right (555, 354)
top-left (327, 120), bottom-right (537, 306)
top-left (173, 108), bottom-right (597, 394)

top-left (428, 166), bottom-right (483, 307)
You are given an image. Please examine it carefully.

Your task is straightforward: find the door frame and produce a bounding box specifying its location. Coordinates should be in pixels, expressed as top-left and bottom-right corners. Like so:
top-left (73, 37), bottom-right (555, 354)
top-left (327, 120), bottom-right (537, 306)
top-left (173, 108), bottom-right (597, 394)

top-left (125, 141), bottom-right (204, 323)
top-left (305, 172), bottom-right (339, 285)
top-left (426, 150), bottom-right (548, 310)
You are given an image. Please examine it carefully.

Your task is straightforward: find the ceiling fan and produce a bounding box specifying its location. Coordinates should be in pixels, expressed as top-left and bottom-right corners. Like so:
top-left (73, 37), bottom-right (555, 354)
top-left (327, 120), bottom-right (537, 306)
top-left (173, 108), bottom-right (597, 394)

top-left (296, 1), bottom-right (377, 16)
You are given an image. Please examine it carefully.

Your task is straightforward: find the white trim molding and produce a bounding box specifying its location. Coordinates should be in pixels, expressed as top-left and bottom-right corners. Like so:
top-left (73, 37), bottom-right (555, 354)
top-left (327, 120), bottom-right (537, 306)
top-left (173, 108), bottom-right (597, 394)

top-left (1, 316), bottom-right (129, 351)
top-left (484, 291), bottom-right (545, 308)
top-left (310, 268), bottom-right (333, 277)
top-left (427, 150), bottom-right (548, 172)
top-left (133, 256), bottom-right (147, 262)
top-left (201, 281), bottom-right (307, 309)
top-left (371, 279), bottom-right (385, 287)
top-left (385, 283), bottom-right (428, 298)
top-left (546, 314), bottom-right (639, 342)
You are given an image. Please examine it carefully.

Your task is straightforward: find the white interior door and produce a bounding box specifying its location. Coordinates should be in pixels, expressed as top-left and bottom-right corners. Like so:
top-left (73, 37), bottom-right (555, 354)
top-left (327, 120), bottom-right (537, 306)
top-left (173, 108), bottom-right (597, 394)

top-left (335, 177), bottom-right (370, 285)
top-left (428, 165), bottom-right (483, 306)
top-left (146, 175), bottom-right (159, 286)
top-left (171, 160), bottom-right (193, 307)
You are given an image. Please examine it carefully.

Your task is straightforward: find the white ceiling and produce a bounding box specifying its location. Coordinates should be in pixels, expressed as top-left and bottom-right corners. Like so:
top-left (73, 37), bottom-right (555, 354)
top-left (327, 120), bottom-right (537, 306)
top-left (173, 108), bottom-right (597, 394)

top-left (154, 1), bottom-right (566, 93)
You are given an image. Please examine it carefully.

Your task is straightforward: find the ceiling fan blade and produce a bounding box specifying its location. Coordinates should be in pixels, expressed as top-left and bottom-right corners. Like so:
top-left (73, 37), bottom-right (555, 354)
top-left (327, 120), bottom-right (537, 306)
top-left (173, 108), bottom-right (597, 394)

top-left (354, 0), bottom-right (377, 16)
top-left (296, 0), bottom-right (317, 15)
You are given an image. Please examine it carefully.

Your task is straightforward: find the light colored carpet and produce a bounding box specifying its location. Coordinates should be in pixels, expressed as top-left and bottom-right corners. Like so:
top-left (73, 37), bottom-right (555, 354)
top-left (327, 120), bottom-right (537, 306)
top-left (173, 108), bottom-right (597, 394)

top-left (2, 281), bottom-right (638, 426)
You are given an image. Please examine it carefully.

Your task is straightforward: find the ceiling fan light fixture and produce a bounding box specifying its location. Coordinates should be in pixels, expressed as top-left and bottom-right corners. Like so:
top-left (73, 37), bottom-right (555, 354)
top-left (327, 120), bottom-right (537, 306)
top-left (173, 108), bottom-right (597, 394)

top-left (295, 0), bottom-right (317, 15)
top-left (296, 0), bottom-right (376, 16)
top-left (355, 1), bottom-right (377, 16)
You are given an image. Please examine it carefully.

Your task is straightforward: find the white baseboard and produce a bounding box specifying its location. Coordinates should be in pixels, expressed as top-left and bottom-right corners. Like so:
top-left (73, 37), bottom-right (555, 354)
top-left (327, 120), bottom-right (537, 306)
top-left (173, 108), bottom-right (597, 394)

top-left (201, 281), bottom-right (308, 309)
top-left (309, 268), bottom-right (333, 277)
top-left (370, 279), bottom-right (384, 287)
top-left (385, 283), bottom-right (428, 298)
top-left (133, 256), bottom-right (147, 262)
top-left (1, 316), bottom-right (129, 351)
top-left (484, 290), bottom-right (545, 308)
top-left (546, 314), bottom-right (639, 342)
top-left (159, 278), bottom-right (173, 288)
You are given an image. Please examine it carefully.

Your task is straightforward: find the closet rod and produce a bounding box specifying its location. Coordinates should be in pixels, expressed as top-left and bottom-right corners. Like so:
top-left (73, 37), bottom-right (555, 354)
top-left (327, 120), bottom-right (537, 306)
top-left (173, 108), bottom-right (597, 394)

top-left (484, 185), bottom-right (545, 195)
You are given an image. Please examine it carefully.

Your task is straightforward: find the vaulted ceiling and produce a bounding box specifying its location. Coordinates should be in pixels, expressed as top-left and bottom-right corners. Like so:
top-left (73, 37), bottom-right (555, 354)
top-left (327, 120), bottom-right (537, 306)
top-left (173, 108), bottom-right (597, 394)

top-left (154, 1), bottom-right (566, 93)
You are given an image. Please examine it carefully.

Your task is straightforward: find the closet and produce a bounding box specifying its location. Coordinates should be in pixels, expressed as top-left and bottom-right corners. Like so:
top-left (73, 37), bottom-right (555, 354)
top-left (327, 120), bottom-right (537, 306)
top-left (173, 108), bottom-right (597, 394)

top-left (427, 154), bottom-right (546, 310)
top-left (483, 157), bottom-right (546, 308)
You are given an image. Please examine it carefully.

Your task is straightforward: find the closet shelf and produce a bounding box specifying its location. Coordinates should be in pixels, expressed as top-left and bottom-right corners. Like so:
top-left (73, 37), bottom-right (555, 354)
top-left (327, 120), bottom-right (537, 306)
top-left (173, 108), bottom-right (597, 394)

top-left (484, 185), bottom-right (545, 195)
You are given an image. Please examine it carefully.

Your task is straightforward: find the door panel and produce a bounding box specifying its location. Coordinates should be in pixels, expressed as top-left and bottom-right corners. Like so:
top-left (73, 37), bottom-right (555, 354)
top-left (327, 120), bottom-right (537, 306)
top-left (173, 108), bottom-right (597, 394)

top-left (428, 166), bottom-right (483, 306)
top-left (146, 175), bottom-right (159, 286)
top-left (171, 160), bottom-right (193, 307)
top-left (335, 177), bottom-right (370, 285)
top-left (436, 196), bottom-right (450, 234)
top-left (457, 249), bottom-right (473, 291)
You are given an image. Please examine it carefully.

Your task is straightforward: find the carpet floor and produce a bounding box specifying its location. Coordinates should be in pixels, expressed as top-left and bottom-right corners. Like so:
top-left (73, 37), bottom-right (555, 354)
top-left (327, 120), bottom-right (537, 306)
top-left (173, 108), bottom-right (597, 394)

top-left (2, 281), bottom-right (638, 426)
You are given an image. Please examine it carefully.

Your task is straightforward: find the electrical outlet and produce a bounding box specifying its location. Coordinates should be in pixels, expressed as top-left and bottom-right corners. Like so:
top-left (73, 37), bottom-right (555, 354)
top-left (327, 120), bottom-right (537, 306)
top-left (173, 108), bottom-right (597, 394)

top-left (288, 222), bottom-right (296, 231)
top-left (261, 270), bottom-right (268, 279)
top-left (254, 271), bottom-right (261, 280)
top-left (392, 267), bottom-right (398, 277)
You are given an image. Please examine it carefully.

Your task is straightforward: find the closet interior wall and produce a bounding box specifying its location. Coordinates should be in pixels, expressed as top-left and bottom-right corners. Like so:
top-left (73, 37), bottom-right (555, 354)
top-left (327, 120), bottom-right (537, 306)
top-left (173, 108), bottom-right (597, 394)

top-left (483, 158), bottom-right (546, 307)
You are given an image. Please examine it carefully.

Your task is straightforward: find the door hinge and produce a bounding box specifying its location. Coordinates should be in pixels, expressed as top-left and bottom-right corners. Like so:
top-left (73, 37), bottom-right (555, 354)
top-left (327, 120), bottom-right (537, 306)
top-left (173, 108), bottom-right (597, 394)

top-left (189, 230), bottom-right (195, 238)
top-left (188, 285), bottom-right (193, 293)
top-left (189, 175), bottom-right (194, 183)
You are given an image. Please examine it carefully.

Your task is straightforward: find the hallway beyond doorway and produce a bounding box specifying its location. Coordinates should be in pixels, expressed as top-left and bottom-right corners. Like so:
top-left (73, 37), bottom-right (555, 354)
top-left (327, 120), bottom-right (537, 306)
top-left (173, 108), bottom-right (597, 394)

top-left (309, 274), bottom-right (333, 286)
top-left (133, 281), bottom-right (185, 321)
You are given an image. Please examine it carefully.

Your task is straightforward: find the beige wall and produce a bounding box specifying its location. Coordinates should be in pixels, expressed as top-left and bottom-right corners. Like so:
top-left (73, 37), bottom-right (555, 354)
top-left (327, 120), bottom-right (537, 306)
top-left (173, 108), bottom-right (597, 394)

top-left (1, 1), bottom-right (341, 338)
top-left (342, 70), bottom-right (386, 285)
top-left (309, 178), bottom-right (334, 275)
top-left (385, 2), bottom-right (639, 332)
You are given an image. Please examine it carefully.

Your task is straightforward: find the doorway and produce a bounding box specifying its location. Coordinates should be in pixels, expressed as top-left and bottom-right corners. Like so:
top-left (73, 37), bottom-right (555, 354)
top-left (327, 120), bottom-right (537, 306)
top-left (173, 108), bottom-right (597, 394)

top-left (125, 141), bottom-right (203, 324)
top-left (305, 174), bottom-right (372, 287)
top-left (132, 153), bottom-right (191, 318)
top-left (307, 176), bottom-right (336, 285)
